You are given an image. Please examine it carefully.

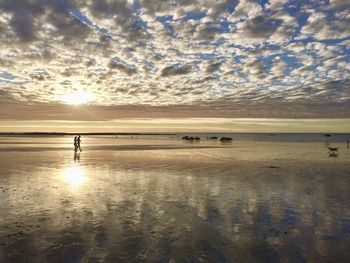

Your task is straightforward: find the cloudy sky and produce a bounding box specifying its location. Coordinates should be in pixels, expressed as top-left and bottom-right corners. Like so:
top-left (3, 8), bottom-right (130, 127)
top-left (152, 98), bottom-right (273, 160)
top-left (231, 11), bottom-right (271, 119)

top-left (0, 0), bottom-right (349, 132)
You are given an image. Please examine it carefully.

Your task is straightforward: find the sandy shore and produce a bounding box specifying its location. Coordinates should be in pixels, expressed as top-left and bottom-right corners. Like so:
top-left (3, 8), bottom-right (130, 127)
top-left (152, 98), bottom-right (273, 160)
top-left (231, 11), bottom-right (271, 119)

top-left (0, 138), bottom-right (349, 262)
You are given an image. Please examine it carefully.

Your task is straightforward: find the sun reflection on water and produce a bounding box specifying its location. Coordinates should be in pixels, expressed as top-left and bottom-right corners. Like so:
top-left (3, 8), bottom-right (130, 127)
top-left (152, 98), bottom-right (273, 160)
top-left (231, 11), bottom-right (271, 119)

top-left (61, 164), bottom-right (87, 191)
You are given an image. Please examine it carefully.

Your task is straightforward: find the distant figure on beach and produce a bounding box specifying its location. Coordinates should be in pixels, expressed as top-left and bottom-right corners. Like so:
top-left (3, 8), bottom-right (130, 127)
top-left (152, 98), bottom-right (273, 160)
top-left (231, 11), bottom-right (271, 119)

top-left (347, 139), bottom-right (349, 149)
top-left (74, 136), bottom-right (78, 151)
top-left (73, 135), bottom-right (82, 152)
top-left (77, 135), bottom-right (82, 152)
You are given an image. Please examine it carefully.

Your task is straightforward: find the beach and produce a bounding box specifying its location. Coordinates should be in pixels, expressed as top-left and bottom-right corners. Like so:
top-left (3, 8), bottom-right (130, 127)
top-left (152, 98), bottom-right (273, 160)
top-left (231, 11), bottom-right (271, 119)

top-left (0, 136), bottom-right (349, 262)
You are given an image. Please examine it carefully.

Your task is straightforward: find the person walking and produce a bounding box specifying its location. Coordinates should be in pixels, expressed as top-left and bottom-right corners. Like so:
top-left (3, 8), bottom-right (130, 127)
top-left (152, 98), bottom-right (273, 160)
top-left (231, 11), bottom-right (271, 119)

top-left (74, 136), bottom-right (78, 152)
top-left (77, 135), bottom-right (82, 152)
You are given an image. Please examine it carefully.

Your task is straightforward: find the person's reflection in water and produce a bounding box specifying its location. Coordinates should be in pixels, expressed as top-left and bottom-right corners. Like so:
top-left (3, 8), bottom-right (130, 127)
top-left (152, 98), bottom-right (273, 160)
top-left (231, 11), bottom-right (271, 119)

top-left (74, 151), bottom-right (80, 162)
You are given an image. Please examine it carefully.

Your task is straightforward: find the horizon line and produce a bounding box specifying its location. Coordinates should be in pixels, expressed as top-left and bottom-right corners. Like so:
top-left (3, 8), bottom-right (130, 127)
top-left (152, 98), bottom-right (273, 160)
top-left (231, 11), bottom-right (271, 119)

top-left (1, 132), bottom-right (349, 135)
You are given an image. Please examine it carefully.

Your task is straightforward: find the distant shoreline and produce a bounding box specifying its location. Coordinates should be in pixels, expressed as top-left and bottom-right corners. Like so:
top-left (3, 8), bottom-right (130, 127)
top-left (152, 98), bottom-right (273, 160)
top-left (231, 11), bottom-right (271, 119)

top-left (0, 132), bottom-right (349, 136)
top-left (0, 132), bottom-right (178, 136)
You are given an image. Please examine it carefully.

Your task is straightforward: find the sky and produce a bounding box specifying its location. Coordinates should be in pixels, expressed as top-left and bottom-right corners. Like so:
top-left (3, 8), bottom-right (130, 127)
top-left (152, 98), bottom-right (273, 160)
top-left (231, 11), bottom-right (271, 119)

top-left (0, 0), bottom-right (349, 132)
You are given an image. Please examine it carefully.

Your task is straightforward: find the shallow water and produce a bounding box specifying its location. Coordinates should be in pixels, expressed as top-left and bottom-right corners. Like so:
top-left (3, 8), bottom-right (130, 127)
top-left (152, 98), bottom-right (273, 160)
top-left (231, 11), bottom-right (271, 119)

top-left (0, 137), bottom-right (349, 262)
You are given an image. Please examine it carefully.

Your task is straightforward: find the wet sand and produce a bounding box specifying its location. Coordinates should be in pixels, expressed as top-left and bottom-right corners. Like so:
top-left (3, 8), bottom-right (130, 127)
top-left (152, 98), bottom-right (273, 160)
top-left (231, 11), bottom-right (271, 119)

top-left (0, 137), bottom-right (349, 262)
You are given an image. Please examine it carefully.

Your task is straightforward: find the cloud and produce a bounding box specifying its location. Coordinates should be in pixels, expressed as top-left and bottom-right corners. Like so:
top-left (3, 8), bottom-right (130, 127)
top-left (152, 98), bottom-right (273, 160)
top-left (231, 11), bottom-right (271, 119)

top-left (0, 0), bottom-right (94, 43)
top-left (270, 57), bottom-right (287, 76)
top-left (29, 69), bottom-right (51, 81)
top-left (300, 11), bottom-right (350, 40)
top-left (194, 22), bottom-right (221, 41)
top-left (192, 76), bottom-right (214, 84)
top-left (237, 15), bottom-right (281, 40)
top-left (244, 59), bottom-right (265, 78)
top-left (266, 0), bottom-right (288, 11)
top-left (160, 64), bottom-right (194, 77)
top-left (206, 0), bottom-right (236, 21)
top-left (139, 0), bottom-right (173, 17)
top-left (0, 0), bottom-right (46, 42)
top-left (206, 62), bottom-right (222, 73)
top-left (108, 59), bottom-right (138, 76)
top-left (328, 0), bottom-right (350, 9)
top-left (87, 0), bottom-right (148, 42)
top-left (229, 0), bottom-right (262, 21)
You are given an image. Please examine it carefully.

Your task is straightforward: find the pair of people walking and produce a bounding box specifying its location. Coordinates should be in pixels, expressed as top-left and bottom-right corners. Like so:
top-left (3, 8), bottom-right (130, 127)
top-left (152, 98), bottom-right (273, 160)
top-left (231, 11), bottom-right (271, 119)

top-left (74, 135), bottom-right (82, 152)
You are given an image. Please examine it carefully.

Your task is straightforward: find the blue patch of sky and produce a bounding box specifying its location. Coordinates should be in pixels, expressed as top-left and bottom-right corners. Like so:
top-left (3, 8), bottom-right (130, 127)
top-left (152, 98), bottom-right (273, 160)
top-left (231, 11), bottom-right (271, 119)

top-left (212, 38), bottom-right (228, 50)
top-left (60, 80), bottom-right (74, 86)
top-left (294, 34), bottom-right (313, 43)
top-left (156, 15), bottom-right (174, 24)
top-left (69, 8), bottom-right (93, 27)
top-left (220, 80), bottom-right (240, 87)
top-left (0, 75), bottom-right (28, 85)
top-left (33, 68), bottom-right (48, 74)
top-left (99, 28), bottom-right (113, 40)
top-left (111, 57), bottom-right (137, 69)
top-left (321, 37), bottom-right (350, 45)
top-left (219, 20), bottom-right (236, 34)
top-left (220, 89), bottom-right (234, 96)
top-left (170, 47), bottom-right (216, 62)
top-left (288, 12), bottom-right (308, 40)
top-left (284, 1), bottom-right (305, 16)
top-left (182, 11), bottom-right (207, 21)
top-left (212, 74), bottom-right (221, 81)
top-left (210, 90), bottom-right (224, 97)
top-left (235, 55), bottom-right (246, 63)
top-left (283, 54), bottom-right (301, 67)
top-left (339, 47), bottom-right (350, 57)
top-left (69, 8), bottom-right (115, 40)
top-left (342, 54), bottom-right (350, 63)
top-left (0, 79), bottom-right (26, 84)
top-left (155, 15), bottom-right (176, 37)
top-left (133, 16), bottom-right (148, 31)
top-left (191, 53), bottom-right (221, 60)
top-left (226, 2), bottom-right (235, 14)
top-left (0, 71), bottom-right (17, 80)
top-left (132, 0), bottom-right (142, 13)
top-left (144, 61), bottom-right (155, 69)
top-left (260, 0), bottom-right (270, 8)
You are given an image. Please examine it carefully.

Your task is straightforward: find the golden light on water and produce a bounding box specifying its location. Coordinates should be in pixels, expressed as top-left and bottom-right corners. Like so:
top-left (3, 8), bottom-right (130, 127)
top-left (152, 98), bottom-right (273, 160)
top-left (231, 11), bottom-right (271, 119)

top-left (61, 164), bottom-right (87, 191)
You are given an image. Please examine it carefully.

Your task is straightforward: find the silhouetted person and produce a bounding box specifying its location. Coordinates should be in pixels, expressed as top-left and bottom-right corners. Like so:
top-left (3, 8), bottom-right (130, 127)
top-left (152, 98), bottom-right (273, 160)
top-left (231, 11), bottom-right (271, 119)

top-left (347, 139), bottom-right (349, 149)
top-left (77, 135), bottom-right (82, 152)
top-left (74, 136), bottom-right (78, 152)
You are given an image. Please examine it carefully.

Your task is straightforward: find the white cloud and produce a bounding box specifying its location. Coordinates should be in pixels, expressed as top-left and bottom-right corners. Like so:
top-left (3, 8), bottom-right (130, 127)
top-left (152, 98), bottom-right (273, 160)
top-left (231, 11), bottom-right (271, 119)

top-left (228, 0), bottom-right (262, 22)
top-left (301, 11), bottom-right (350, 40)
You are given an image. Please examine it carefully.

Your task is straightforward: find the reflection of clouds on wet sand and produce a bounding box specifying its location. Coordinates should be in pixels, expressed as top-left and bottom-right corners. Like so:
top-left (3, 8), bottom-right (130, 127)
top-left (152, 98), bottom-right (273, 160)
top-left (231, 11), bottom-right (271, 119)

top-left (0, 146), bottom-right (349, 262)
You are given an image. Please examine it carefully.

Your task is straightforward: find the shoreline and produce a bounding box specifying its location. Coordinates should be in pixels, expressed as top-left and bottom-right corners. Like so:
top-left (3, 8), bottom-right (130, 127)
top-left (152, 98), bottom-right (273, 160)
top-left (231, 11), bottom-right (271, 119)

top-left (1, 132), bottom-right (349, 136)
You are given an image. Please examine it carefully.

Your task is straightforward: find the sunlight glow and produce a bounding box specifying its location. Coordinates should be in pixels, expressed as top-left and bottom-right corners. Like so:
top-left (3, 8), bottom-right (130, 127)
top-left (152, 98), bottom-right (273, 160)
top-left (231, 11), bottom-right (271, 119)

top-left (61, 164), bottom-right (87, 191)
top-left (60, 89), bottom-right (95, 105)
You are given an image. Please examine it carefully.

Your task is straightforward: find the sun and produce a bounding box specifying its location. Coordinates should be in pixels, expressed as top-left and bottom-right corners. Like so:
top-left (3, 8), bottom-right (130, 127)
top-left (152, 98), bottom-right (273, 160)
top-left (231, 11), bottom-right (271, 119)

top-left (60, 90), bottom-right (95, 105)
